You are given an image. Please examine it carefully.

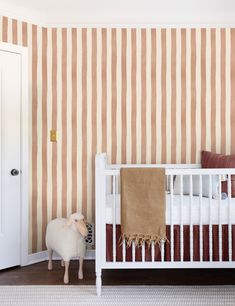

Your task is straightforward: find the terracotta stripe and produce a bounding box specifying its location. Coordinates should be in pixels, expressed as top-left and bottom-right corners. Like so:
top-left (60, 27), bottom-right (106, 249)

top-left (41, 27), bottom-right (48, 250)
top-left (22, 22), bottom-right (27, 47)
top-left (191, 29), bottom-right (196, 162)
top-left (151, 29), bottom-right (157, 164)
top-left (101, 29), bottom-right (107, 153)
top-left (31, 24), bottom-right (38, 253)
top-left (181, 29), bottom-right (186, 163)
top-left (161, 29), bottom-right (167, 164)
top-left (201, 29), bottom-right (206, 152)
top-left (171, 29), bottom-right (176, 163)
top-left (141, 29), bottom-right (147, 163)
top-left (91, 28), bottom-right (97, 222)
top-left (2, 16), bottom-right (8, 42)
top-left (82, 28), bottom-right (87, 218)
top-left (61, 29), bottom-right (67, 218)
top-left (71, 28), bottom-right (77, 213)
top-left (12, 19), bottom-right (17, 44)
top-left (221, 29), bottom-right (226, 154)
top-left (231, 29), bottom-right (235, 153)
top-left (131, 29), bottom-right (137, 164)
top-left (111, 29), bottom-right (117, 163)
top-left (211, 29), bottom-right (216, 152)
top-left (51, 28), bottom-right (57, 219)
top-left (121, 29), bottom-right (127, 163)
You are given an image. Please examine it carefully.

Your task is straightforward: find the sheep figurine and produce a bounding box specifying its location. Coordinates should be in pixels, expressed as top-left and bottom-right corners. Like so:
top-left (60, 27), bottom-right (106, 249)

top-left (45, 213), bottom-right (88, 284)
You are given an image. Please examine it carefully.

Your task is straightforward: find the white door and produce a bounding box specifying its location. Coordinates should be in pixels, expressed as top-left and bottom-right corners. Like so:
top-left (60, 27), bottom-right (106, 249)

top-left (0, 50), bottom-right (21, 269)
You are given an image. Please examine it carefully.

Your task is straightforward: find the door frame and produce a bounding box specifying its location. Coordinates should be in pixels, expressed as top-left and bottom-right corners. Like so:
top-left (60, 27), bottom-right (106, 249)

top-left (0, 42), bottom-right (28, 267)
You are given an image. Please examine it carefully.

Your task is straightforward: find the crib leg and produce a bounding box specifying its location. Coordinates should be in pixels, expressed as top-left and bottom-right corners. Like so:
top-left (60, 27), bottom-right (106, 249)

top-left (96, 271), bottom-right (102, 297)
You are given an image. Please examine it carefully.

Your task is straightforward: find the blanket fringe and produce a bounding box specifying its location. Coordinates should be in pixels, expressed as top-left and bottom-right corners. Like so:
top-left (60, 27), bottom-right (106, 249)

top-left (120, 233), bottom-right (169, 248)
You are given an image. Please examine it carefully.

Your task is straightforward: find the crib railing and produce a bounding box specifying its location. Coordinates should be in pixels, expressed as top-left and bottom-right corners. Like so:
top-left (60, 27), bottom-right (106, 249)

top-left (95, 153), bottom-right (235, 271)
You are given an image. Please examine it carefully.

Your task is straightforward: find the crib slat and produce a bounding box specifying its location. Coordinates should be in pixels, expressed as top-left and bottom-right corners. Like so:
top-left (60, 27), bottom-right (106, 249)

top-left (170, 175), bottom-right (174, 262)
top-left (209, 175), bottom-right (213, 262)
top-left (228, 174), bottom-right (232, 262)
top-left (122, 239), bottom-right (126, 262)
top-left (180, 175), bottom-right (184, 262)
top-left (161, 240), bottom-right (165, 262)
top-left (190, 175), bottom-right (193, 262)
top-left (142, 242), bottom-right (145, 262)
top-left (112, 175), bottom-right (116, 262)
top-left (199, 175), bottom-right (203, 262)
top-left (132, 242), bottom-right (135, 262)
top-left (218, 175), bottom-right (222, 262)
top-left (151, 241), bottom-right (155, 262)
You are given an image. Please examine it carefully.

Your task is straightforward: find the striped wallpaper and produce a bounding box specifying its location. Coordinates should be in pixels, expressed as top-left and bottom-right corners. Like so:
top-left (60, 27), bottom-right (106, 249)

top-left (1, 16), bottom-right (235, 253)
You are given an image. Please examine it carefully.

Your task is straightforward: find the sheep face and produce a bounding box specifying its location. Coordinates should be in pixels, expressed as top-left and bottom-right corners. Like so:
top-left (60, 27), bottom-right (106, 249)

top-left (67, 213), bottom-right (88, 237)
top-left (76, 219), bottom-right (88, 237)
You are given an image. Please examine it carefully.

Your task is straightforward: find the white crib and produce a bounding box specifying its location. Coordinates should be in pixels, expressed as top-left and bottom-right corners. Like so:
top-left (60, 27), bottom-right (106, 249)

top-left (95, 153), bottom-right (235, 296)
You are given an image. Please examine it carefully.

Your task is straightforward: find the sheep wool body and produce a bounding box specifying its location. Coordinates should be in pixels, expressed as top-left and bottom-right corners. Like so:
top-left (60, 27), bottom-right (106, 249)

top-left (46, 218), bottom-right (86, 262)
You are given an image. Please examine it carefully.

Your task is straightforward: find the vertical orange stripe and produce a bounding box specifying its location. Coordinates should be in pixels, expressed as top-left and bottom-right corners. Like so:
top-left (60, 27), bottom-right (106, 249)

top-left (91, 28), bottom-right (97, 223)
top-left (71, 28), bottom-right (77, 213)
top-left (171, 29), bottom-right (177, 163)
top-left (111, 29), bottom-right (117, 163)
top-left (2, 16), bottom-right (8, 42)
top-left (131, 29), bottom-right (137, 164)
top-left (22, 22), bottom-right (27, 47)
top-left (121, 29), bottom-right (127, 163)
top-left (101, 29), bottom-right (107, 153)
top-left (141, 29), bottom-right (147, 163)
top-left (41, 27), bottom-right (48, 250)
top-left (31, 24), bottom-right (38, 253)
top-left (181, 29), bottom-right (186, 163)
top-left (221, 29), bottom-right (226, 154)
top-left (51, 28), bottom-right (57, 219)
top-left (211, 29), bottom-right (216, 152)
top-left (191, 29), bottom-right (196, 162)
top-left (201, 29), bottom-right (206, 152)
top-left (12, 19), bottom-right (17, 44)
top-left (151, 29), bottom-right (157, 164)
top-left (61, 29), bottom-right (67, 218)
top-left (161, 29), bottom-right (166, 164)
top-left (231, 29), bottom-right (235, 153)
top-left (82, 29), bottom-right (87, 218)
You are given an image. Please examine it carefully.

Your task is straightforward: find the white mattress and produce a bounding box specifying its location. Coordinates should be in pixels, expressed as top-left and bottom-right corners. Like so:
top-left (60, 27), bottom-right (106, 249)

top-left (106, 194), bottom-right (235, 225)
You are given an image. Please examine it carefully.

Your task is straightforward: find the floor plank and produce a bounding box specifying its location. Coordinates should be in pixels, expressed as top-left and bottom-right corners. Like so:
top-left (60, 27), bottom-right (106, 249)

top-left (0, 261), bottom-right (235, 285)
top-left (0, 261), bottom-right (95, 285)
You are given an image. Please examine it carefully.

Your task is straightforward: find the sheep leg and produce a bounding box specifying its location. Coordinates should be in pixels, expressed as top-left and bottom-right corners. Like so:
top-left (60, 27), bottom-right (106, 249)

top-left (78, 257), bottom-right (84, 280)
top-left (64, 261), bottom-right (70, 284)
top-left (61, 259), bottom-right (65, 267)
top-left (48, 248), bottom-right (53, 271)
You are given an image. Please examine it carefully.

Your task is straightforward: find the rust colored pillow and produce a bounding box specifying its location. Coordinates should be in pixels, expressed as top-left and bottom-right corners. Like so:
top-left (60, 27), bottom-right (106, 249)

top-left (201, 151), bottom-right (235, 197)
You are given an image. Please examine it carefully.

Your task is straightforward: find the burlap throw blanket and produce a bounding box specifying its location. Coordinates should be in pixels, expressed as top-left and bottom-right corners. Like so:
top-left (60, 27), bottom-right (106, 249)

top-left (121, 168), bottom-right (166, 247)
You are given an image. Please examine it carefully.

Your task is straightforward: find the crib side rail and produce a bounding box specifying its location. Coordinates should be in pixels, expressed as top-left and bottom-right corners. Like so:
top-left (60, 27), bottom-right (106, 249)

top-left (104, 168), bottom-right (235, 175)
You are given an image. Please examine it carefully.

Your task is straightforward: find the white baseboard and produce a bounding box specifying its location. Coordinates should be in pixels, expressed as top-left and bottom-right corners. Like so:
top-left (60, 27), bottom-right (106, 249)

top-left (26, 249), bottom-right (95, 266)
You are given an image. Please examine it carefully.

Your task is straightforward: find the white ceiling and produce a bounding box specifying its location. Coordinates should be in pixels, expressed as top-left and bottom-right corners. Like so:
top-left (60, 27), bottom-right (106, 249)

top-left (1, 0), bottom-right (235, 27)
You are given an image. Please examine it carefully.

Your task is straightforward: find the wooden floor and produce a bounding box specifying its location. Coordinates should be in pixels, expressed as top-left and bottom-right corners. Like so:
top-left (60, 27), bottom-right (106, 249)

top-left (1, 261), bottom-right (235, 286)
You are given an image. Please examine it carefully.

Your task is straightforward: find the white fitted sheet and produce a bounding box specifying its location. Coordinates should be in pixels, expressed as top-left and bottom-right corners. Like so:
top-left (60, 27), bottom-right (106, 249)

top-left (106, 194), bottom-right (235, 225)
